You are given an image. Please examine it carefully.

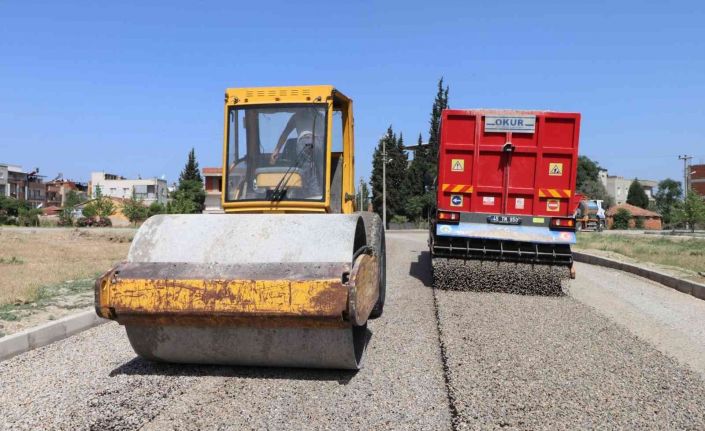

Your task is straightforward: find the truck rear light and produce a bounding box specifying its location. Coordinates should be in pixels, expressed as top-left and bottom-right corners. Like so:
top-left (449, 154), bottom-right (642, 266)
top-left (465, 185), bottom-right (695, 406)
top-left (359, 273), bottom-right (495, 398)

top-left (550, 217), bottom-right (575, 230)
top-left (437, 210), bottom-right (460, 224)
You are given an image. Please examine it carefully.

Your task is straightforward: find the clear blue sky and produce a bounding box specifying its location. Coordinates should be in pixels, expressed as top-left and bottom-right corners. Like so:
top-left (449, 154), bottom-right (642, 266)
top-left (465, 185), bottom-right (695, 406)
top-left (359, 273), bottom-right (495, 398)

top-left (1, 0), bottom-right (704, 186)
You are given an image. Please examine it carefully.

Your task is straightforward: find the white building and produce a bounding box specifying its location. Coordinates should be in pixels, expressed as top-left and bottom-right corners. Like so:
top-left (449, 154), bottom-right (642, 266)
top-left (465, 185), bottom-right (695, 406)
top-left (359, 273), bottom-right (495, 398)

top-left (599, 170), bottom-right (657, 205)
top-left (89, 172), bottom-right (168, 204)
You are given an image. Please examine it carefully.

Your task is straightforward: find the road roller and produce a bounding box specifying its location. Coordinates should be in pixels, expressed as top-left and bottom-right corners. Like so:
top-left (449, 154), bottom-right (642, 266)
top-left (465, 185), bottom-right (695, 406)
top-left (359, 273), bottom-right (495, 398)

top-left (95, 85), bottom-right (385, 369)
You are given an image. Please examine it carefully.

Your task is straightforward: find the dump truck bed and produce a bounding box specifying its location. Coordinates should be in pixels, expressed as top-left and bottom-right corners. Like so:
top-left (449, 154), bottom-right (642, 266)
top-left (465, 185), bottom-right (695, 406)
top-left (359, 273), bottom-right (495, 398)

top-left (431, 110), bottom-right (581, 291)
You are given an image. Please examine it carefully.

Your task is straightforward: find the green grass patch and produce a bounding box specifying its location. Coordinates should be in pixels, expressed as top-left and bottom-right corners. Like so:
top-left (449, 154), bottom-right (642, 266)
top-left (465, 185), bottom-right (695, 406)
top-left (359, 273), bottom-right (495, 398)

top-left (0, 256), bottom-right (24, 265)
top-left (0, 276), bottom-right (97, 323)
top-left (575, 233), bottom-right (705, 275)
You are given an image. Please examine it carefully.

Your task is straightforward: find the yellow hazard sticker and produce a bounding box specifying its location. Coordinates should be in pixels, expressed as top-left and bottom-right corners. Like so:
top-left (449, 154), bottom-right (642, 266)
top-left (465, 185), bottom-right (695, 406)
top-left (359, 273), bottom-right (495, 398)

top-left (451, 159), bottom-right (464, 172)
top-left (549, 163), bottom-right (563, 176)
top-left (546, 199), bottom-right (560, 212)
top-left (533, 217), bottom-right (545, 223)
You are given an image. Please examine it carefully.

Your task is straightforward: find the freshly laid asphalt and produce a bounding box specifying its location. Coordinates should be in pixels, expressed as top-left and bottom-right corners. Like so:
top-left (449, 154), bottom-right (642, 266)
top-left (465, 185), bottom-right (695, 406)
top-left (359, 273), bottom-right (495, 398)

top-left (1, 231), bottom-right (705, 430)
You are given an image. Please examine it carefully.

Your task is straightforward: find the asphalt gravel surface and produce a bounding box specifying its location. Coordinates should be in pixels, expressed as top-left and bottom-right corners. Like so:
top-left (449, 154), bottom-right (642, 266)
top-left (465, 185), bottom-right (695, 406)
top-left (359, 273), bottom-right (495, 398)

top-left (2, 230), bottom-right (705, 430)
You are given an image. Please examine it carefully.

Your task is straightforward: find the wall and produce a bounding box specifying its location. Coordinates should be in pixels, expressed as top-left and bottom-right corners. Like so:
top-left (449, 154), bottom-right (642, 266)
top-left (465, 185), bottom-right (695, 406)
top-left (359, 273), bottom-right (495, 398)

top-left (202, 173), bottom-right (223, 213)
top-left (0, 165), bottom-right (7, 197)
top-left (605, 176), bottom-right (657, 205)
top-left (607, 215), bottom-right (662, 230)
top-left (692, 164), bottom-right (705, 196)
top-left (90, 172), bottom-right (167, 204)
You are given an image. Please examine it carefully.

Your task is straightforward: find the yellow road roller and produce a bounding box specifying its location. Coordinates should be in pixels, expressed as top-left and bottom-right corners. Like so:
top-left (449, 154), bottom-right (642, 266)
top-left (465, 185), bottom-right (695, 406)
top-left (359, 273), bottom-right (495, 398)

top-left (95, 85), bottom-right (385, 369)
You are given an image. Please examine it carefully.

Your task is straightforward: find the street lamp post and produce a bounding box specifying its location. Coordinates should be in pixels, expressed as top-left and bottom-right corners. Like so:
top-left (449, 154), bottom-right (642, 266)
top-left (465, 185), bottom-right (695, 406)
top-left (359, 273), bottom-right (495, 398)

top-left (382, 141), bottom-right (387, 229)
top-left (358, 177), bottom-right (364, 212)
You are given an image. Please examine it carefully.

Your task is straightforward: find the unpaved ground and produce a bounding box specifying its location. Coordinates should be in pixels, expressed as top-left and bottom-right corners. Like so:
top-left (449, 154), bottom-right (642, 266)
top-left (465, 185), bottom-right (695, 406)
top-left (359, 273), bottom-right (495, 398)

top-left (575, 232), bottom-right (705, 282)
top-left (0, 227), bottom-right (133, 336)
top-left (576, 247), bottom-right (705, 283)
top-left (0, 290), bottom-right (93, 335)
top-left (1, 231), bottom-right (705, 430)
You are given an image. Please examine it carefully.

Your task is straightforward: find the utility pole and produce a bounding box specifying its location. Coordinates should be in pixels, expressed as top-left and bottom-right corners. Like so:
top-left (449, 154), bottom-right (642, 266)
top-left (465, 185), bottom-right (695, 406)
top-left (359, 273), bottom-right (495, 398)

top-left (358, 177), bottom-right (364, 212)
top-left (679, 154), bottom-right (693, 197)
top-left (382, 141), bottom-right (387, 229)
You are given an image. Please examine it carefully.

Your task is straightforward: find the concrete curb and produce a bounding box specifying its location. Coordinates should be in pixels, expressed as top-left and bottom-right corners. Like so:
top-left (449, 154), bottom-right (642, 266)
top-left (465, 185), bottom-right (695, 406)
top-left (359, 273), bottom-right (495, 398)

top-left (573, 251), bottom-right (705, 301)
top-left (0, 310), bottom-right (108, 362)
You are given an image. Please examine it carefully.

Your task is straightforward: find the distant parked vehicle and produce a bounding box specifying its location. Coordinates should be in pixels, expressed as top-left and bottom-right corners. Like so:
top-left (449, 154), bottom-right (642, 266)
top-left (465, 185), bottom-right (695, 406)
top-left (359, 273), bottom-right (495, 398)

top-left (572, 193), bottom-right (606, 232)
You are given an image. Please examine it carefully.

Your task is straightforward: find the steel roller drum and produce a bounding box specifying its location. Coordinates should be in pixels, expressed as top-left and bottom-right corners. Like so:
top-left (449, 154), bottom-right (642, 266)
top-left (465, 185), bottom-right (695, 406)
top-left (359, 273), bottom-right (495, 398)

top-left (119, 213), bottom-right (371, 370)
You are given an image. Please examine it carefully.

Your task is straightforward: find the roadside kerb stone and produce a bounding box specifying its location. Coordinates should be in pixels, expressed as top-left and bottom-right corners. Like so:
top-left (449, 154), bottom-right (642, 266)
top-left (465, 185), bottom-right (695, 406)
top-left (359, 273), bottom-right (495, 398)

top-left (0, 310), bottom-right (107, 361)
top-left (573, 251), bottom-right (705, 301)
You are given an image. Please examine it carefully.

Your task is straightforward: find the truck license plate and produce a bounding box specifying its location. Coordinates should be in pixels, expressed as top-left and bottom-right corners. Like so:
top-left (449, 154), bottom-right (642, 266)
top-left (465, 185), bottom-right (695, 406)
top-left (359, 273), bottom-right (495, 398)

top-left (487, 215), bottom-right (521, 225)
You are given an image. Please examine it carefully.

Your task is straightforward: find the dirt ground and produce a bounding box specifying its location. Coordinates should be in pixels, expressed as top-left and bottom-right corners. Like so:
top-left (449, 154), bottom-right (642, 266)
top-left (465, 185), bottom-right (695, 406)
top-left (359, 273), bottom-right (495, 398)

top-left (575, 232), bottom-right (705, 282)
top-left (0, 227), bottom-right (133, 336)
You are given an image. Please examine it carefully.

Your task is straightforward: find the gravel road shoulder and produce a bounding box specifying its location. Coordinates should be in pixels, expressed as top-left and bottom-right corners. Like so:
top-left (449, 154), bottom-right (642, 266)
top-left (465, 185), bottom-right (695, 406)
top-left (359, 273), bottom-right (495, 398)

top-left (571, 261), bottom-right (705, 378)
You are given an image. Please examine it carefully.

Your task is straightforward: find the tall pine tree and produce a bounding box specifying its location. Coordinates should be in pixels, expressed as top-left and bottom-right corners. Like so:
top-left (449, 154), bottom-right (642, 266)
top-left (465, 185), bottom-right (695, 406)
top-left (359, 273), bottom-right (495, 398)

top-left (428, 78), bottom-right (449, 163)
top-left (170, 148), bottom-right (205, 214)
top-left (627, 179), bottom-right (649, 209)
top-left (404, 78), bottom-right (449, 221)
top-left (179, 148), bottom-right (203, 183)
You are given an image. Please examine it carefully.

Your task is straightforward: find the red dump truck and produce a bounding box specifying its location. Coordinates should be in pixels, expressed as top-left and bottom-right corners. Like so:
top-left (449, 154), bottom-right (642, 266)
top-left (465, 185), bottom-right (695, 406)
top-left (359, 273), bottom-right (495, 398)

top-left (430, 109), bottom-right (581, 279)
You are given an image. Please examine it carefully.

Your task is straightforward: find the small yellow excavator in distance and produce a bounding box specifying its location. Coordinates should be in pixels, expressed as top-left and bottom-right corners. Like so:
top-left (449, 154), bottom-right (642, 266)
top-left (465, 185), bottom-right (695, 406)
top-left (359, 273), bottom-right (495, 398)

top-left (95, 85), bottom-right (386, 369)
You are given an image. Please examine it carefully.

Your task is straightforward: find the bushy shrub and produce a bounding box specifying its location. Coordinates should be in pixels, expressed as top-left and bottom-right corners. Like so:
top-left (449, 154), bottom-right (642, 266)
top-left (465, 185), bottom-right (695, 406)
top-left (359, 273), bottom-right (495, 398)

top-left (17, 207), bottom-right (42, 227)
top-left (95, 217), bottom-right (112, 227)
top-left (612, 208), bottom-right (631, 230)
top-left (75, 217), bottom-right (90, 227)
top-left (634, 217), bottom-right (645, 229)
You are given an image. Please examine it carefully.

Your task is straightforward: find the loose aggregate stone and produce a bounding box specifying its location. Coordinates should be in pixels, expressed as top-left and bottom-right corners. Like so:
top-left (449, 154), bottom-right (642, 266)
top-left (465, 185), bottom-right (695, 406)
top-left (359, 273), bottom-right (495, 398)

top-left (432, 258), bottom-right (568, 295)
top-left (435, 288), bottom-right (705, 430)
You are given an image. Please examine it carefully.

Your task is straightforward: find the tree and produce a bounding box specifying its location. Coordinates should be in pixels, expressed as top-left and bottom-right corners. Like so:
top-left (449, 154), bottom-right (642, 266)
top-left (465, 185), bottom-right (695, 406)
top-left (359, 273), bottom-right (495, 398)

top-left (674, 189), bottom-right (705, 232)
top-left (576, 156), bottom-right (613, 207)
top-left (148, 201), bottom-right (166, 217)
top-left (626, 178), bottom-right (649, 209)
top-left (370, 126), bottom-right (408, 224)
top-left (17, 207), bottom-right (42, 227)
top-left (0, 196), bottom-right (30, 224)
top-left (169, 149), bottom-right (205, 214)
top-left (83, 187), bottom-right (115, 219)
top-left (64, 190), bottom-right (82, 208)
top-left (180, 148), bottom-right (203, 183)
top-left (122, 193), bottom-right (150, 225)
top-left (654, 178), bottom-right (683, 226)
top-left (168, 180), bottom-right (205, 214)
top-left (59, 190), bottom-right (83, 226)
top-left (428, 77), bottom-right (449, 162)
top-left (612, 208), bottom-right (632, 230)
top-left (405, 78), bottom-right (449, 221)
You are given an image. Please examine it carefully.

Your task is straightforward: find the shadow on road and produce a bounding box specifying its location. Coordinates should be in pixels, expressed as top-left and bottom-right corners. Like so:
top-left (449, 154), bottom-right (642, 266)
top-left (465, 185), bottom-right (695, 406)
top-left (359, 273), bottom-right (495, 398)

top-left (409, 250), bottom-right (433, 287)
top-left (110, 358), bottom-right (358, 384)
top-left (108, 325), bottom-right (374, 385)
